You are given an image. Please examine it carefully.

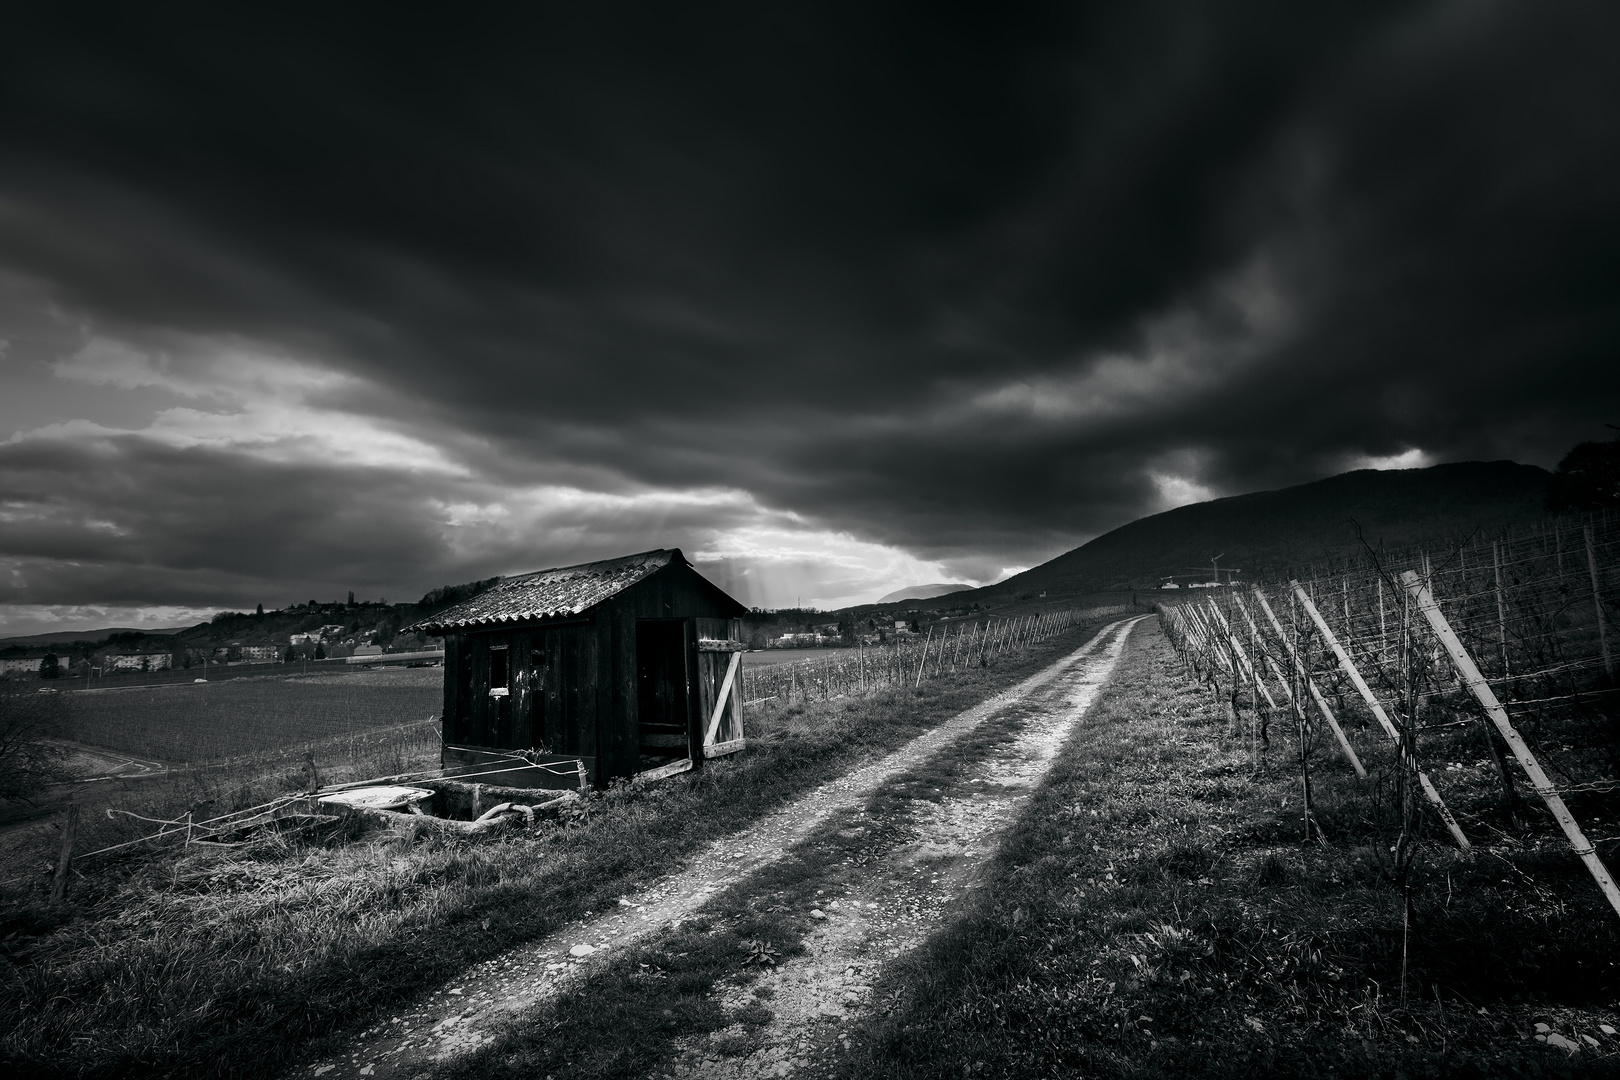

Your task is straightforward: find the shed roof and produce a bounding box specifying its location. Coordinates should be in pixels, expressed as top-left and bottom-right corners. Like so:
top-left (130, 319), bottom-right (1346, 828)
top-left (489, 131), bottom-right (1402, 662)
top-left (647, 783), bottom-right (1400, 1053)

top-left (410, 549), bottom-right (686, 633)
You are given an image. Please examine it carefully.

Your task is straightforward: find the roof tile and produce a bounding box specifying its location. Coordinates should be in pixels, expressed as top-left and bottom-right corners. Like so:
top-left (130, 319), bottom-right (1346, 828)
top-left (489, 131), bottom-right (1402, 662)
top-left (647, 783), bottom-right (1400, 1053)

top-left (409, 549), bottom-right (679, 633)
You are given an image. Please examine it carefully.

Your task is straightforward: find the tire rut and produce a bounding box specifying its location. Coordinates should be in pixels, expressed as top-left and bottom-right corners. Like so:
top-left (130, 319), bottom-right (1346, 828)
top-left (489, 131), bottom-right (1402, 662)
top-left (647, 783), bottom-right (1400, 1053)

top-left (665, 616), bottom-right (1144, 1079)
top-left (295, 618), bottom-right (1143, 1080)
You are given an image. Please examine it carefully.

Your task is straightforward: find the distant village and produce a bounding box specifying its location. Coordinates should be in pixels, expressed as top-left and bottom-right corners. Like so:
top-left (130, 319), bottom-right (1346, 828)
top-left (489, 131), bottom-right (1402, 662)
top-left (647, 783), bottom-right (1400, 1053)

top-left (0, 594), bottom-right (442, 681)
top-left (0, 580), bottom-right (1002, 681)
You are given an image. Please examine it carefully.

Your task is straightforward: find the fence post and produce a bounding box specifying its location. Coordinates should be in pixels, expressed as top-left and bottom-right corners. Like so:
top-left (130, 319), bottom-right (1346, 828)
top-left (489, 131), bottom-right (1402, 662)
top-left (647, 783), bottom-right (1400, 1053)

top-left (1249, 589), bottom-right (1368, 779)
top-left (49, 803), bottom-right (79, 906)
top-left (914, 626), bottom-right (932, 688)
top-left (1208, 600), bottom-right (1275, 709)
top-left (1587, 523), bottom-right (1613, 678)
top-left (1402, 569), bottom-right (1620, 918)
top-left (1290, 581), bottom-right (1470, 849)
top-left (1493, 540), bottom-right (1511, 678)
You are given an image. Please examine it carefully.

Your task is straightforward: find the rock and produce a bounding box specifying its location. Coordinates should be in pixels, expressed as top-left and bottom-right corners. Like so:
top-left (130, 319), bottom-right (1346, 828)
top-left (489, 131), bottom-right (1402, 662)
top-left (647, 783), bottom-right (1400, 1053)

top-left (810, 909), bottom-right (826, 920)
top-left (314, 1068), bottom-right (335, 1077)
top-left (570, 944), bottom-right (596, 957)
top-left (1545, 1033), bottom-right (1580, 1053)
top-left (448, 988), bottom-right (463, 995)
top-left (1584, 1035), bottom-right (1601, 1047)
top-left (1603, 1025), bottom-right (1617, 1036)
top-left (1535, 1023), bottom-right (1551, 1034)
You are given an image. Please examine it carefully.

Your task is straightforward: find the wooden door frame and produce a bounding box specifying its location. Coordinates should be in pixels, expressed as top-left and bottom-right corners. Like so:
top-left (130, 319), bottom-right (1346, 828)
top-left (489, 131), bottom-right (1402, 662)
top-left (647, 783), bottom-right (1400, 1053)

top-left (630, 617), bottom-right (695, 783)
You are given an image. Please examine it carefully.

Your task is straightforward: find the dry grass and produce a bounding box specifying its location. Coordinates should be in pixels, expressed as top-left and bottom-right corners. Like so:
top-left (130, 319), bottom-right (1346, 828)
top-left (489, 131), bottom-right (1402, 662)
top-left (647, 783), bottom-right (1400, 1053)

top-left (0, 621), bottom-right (1115, 1080)
top-left (840, 620), bottom-right (1620, 1079)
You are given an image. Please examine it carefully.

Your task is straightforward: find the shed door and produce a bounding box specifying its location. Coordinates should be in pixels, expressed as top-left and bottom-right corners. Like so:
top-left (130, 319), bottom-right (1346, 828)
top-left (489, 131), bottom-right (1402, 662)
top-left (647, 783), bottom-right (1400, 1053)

top-left (635, 620), bottom-right (691, 768)
top-left (697, 639), bottom-right (745, 758)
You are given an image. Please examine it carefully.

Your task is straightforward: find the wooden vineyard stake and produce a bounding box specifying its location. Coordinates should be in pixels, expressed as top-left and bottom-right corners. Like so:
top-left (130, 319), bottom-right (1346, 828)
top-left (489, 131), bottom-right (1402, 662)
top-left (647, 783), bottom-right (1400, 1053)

top-left (1588, 523), bottom-right (1613, 678)
top-left (1403, 569), bottom-right (1620, 918)
top-left (50, 803), bottom-right (79, 906)
top-left (914, 626), bottom-right (932, 687)
top-left (1207, 598), bottom-right (1272, 767)
top-left (1249, 589), bottom-right (1369, 779)
top-left (1236, 591), bottom-right (1302, 700)
top-left (1494, 540), bottom-right (1511, 678)
top-left (1207, 600), bottom-right (1276, 709)
top-left (1378, 576), bottom-right (1387, 645)
top-left (1290, 581), bottom-right (1471, 849)
top-left (1188, 605), bottom-right (1226, 675)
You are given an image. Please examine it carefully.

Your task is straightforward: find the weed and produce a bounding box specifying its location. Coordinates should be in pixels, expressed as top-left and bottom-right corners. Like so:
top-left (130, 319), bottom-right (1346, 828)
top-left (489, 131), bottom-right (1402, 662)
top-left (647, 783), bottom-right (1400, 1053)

top-left (741, 939), bottom-right (781, 967)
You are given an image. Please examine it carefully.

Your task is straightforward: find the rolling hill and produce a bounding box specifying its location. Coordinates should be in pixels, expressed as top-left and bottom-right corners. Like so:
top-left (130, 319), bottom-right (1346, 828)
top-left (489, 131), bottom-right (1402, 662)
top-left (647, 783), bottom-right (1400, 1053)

top-left (0, 626), bottom-right (189, 649)
top-left (876, 583), bottom-right (974, 604)
top-left (968, 460), bottom-right (1553, 601)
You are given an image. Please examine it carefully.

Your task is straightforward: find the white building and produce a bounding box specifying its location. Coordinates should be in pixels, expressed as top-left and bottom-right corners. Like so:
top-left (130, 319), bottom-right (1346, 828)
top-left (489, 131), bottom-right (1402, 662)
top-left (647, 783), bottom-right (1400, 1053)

top-left (107, 652), bottom-right (173, 672)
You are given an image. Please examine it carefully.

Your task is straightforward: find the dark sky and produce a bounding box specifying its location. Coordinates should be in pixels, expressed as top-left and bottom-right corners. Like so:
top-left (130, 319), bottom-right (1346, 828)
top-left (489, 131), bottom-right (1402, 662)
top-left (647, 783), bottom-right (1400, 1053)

top-left (1, 1), bottom-right (1616, 633)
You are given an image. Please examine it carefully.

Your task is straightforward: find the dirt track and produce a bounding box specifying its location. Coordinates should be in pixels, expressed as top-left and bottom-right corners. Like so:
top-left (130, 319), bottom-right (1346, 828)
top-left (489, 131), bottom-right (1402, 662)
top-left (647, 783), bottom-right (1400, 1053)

top-left (297, 616), bottom-right (1145, 1080)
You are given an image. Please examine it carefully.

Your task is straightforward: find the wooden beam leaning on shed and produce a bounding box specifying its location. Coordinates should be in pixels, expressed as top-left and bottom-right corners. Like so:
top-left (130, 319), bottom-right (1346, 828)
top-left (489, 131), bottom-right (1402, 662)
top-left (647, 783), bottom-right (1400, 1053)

top-left (1288, 580), bottom-right (1470, 850)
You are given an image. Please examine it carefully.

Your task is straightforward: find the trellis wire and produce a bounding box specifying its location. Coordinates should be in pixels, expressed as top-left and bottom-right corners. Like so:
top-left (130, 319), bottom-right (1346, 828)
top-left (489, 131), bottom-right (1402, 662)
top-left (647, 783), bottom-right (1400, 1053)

top-left (738, 605), bottom-right (1128, 707)
top-left (1158, 510), bottom-right (1620, 918)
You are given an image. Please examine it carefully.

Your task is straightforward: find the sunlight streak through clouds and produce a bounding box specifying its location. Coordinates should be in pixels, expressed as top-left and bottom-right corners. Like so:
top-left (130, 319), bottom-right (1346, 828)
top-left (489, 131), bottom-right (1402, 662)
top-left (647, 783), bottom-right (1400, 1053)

top-left (36, 335), bottom-right (469, 474)
top-left (1349, 448), bottom-right (1433, 471)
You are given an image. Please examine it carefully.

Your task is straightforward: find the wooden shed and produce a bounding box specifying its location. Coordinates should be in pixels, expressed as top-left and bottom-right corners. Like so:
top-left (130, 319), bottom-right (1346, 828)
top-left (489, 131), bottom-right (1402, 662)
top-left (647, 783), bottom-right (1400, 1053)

top-left (408, 549), bottom-right (749, 788)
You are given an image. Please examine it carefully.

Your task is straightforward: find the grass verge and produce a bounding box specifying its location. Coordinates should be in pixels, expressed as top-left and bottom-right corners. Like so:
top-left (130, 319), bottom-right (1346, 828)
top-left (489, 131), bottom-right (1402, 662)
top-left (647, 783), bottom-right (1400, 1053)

top-left (0, 617), bottom-right (1121, 1080)
top-left (838, 619), bottom-right (1620, 1080)
top-left (427, 628), bottom-right (1092, 1080)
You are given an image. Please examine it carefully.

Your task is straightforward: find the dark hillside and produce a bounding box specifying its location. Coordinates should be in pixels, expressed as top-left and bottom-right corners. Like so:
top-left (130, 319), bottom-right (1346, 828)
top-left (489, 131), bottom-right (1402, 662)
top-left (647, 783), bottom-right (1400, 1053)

top-left (971, 460), bottom-right (1552, 600)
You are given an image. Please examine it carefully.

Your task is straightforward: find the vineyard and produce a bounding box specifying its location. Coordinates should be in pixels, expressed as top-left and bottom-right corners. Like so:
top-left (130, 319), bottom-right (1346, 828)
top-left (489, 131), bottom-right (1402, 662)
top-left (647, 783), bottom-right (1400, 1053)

top-left (1159, 509), bottom-right (1620, 920)
top-left (737, 605), bottom-right (1131, 705)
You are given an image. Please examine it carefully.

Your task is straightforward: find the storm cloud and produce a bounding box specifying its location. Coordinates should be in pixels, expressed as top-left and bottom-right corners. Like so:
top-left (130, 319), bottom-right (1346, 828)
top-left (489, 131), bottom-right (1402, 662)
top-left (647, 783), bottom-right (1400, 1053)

top-left (1, 1), bottom-right (1616, 631)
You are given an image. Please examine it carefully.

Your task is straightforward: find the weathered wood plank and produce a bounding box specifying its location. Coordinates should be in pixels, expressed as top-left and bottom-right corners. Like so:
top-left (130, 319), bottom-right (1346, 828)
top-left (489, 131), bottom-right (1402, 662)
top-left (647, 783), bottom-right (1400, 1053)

top-left (703, 737), bottom-right (746, 759)
top-left (633, 757), bottom-right (693, 784)
top-left (704, 651), bottom-right (741, 747)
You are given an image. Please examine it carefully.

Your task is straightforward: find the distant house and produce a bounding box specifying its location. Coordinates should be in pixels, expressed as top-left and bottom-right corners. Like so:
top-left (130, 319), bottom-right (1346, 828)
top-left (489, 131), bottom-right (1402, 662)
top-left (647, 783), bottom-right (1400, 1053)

top-left (107, 652), bottom-right (173, 672)
top-left (0, 656), bottom-right (44, 677)
top-left (773, 632), bottom-right (822, 648)
top-left (289, 632), bottom-right (319, 646)
top-left (408, 549), bottom-right (748, 789)
top-left (240, 645), bottom-right (280, 663)
top-left (352, 644), bottom-right (384, 657)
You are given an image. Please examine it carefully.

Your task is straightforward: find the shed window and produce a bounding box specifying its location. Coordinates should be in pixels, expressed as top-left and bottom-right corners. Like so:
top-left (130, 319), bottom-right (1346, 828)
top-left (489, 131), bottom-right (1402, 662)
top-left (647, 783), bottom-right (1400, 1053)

top-left (489, 646), bottom-right (509, 689)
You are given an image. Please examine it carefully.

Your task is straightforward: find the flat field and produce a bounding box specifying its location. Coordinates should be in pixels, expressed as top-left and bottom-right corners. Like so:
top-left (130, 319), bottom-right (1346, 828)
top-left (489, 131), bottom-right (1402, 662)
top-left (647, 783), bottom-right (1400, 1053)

top-left (56, 667), bottom-right (442, 763)
top-left (741, 647), bottom-right (847, 667)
